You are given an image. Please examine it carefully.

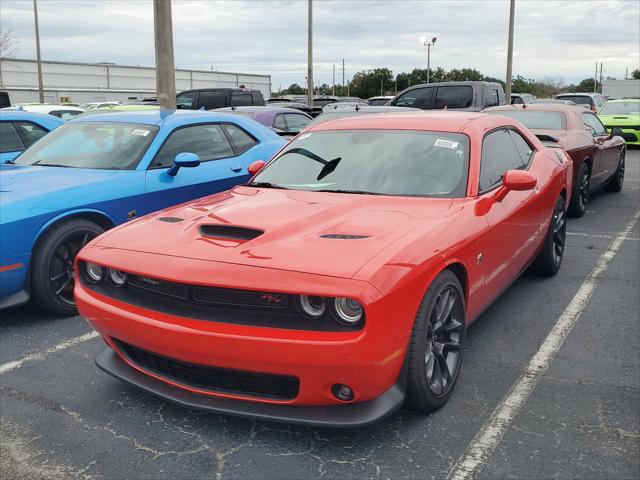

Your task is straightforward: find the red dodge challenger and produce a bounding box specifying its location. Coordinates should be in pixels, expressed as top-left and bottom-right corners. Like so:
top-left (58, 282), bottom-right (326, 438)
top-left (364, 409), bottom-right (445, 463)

top-left (75, 112), bottom-right (572, 427)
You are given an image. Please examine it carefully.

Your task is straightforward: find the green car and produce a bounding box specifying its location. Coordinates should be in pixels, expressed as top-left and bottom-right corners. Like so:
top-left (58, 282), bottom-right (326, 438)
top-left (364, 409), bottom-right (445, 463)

top-left (598, 98), bottom-right (640, 145)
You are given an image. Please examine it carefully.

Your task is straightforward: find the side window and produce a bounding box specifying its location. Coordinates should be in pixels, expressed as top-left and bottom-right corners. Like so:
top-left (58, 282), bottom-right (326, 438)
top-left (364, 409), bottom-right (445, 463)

top-left (197, 91), bottom-right (226, 110)
top-left (434, 86), bottom-right (473, 109)
top-left (176, 92), bottom-right (196, 109)
top-left (50, 110), bottom-right (81, 120)
top-left (393, 87), bottom-right (433, 109)
top-left (485, 89), bottom-right (500, 107)
top-left (508, 130), bottom-right (534, 168)
top-left (0, 122), bottom-right (25, 153)
top-left (582, 113), bottom-right (607, 136)
top-left (222, 124), bottom-right (258, 154)
top-left (273, 114), bottom-right (288, 130)
top-left (479, 129), bottom-right (525, 192)
top-left (284, 114), bottom-right (310, 132)
top-left (511, 96), bottom-right (524, 104)
top-left (232, 93), bottom-right (253, 106)
top-left (13, 121), bottom-right (48, 148)
top-left (251, 92), bottom-right (264, 105)
top-left (152, 124), bottom-right (235, 168)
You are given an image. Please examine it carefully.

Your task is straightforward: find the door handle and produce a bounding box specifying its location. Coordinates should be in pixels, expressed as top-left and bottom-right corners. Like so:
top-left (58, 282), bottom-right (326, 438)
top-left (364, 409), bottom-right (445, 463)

top-left (231, 165), bottom-right (243, 173)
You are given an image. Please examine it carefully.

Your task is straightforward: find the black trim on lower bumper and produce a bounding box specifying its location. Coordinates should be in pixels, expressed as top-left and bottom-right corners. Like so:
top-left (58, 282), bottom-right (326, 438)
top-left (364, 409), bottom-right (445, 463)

top-left (95, 348), bottom-right (406, 428)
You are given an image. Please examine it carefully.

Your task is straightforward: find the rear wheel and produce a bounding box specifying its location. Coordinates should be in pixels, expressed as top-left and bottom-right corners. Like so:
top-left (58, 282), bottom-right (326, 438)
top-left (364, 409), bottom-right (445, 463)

top-left (31, 219), bottom-right (104, 316)
top-left (568, 163), bottom-right (590, 217)
top-left (405, 270), bottom-right (466, 413)
top-left (532, 196), bottom-right (566, 277)
top-left (604, 149), bottom-right (625, 193)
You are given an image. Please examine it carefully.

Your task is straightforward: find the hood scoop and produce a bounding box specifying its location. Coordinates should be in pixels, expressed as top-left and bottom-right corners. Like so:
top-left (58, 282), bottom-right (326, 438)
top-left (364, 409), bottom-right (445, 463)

top-left (157, 217), bottom-right (184, 223)
top-left (320, 234), bottom-right (371, 240)
top-left (199, 224), bottom-right (264, 241)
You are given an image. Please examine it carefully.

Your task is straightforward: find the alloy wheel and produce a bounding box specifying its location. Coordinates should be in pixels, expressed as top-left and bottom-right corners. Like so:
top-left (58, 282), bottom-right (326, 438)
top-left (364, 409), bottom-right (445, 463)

top-left (578, 169), bottom-right (590, 211)
top-left (48, 230), bottom-right (95, 307)
top-left (552, 200), bottom-right (567, 267)
top-left (424, 286), bottom-right (464, 396)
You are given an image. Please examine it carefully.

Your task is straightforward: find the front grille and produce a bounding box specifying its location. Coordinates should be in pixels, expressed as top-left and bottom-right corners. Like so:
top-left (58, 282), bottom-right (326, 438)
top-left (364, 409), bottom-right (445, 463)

top-left (116, 340), bottom-right (300, 400)
top-left (79, 264), bottom-right (364, 332)
top-left (620, 133), bottom-right (639, 142)
top-left (608, 125), bottom-right (640, 131)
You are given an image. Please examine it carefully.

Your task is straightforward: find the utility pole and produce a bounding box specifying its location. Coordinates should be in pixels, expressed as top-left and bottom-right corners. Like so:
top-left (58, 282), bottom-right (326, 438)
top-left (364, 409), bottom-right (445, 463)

top-left (599, 62), bottom-right (603, 93)
top-left (342, 59), bottom-right (345, 87)
top-left (381, 78), bottom-right (384, 96)
top-left (505, 0), bottom-right (515, 104)
top-left (594, 61), bottom-right (598, 93)
top-left (332, 64), bottom-right (335, 96)
top-left (153, 0), bottom-right (177, 109)
top-left (33, 0), bottom-right (44, 103)
top-left (420, 36), bottom-right (437, 84)
top-left (307, 0), bottom-right (314, 107)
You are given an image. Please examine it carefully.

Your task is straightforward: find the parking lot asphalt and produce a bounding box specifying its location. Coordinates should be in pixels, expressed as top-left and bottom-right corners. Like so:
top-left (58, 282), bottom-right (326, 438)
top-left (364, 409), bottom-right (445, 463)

top-left (1, 150), bottom-right (639, 480)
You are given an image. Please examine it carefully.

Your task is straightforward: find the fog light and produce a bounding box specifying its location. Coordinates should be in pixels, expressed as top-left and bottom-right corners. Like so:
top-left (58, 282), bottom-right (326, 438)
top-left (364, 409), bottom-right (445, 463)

top-left (107, 268), bottom-right (127, 287)
top-left (85, 262), bottom-right (103, 283)
top-left (299, 295), bottom-right (326, 318)
top-left (332, 384), bottom-right (355, 402)
top-left (334, 297), bottom-right (363, 324)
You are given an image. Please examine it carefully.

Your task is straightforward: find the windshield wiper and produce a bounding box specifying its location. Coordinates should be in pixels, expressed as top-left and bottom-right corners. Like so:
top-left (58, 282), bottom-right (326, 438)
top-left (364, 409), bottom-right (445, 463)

top-left (250, 181), bottom-right (289, 190)
top-left (315, 188), bottom-right (383, 195)
top-left (4, 160), bottom-right (15, 164)
top-left (31, 163), bottom-right (71, 168)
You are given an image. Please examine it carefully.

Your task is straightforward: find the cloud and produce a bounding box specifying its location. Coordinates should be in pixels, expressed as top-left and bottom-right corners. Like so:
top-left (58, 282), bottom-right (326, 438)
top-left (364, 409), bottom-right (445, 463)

top-left (1, 0), bottom-right (638, 91)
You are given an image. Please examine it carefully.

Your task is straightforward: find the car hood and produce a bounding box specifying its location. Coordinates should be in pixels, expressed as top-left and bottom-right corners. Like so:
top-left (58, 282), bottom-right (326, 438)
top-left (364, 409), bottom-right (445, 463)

top-left (95, 186), bottom-right (454, 279)
top-left (598, 113), bottom-right (640, 125)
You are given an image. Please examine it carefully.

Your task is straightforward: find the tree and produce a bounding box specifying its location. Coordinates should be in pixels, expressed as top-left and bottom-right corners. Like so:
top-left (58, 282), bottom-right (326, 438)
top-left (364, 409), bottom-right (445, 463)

top-left (283, 83), bottom-right (304, 95)
top-left (349, 68), bottom-right (394, 98)
top-left (632, 69), bottom-right (640, 80)
top-left (0, 28), bottom-right (19, 58)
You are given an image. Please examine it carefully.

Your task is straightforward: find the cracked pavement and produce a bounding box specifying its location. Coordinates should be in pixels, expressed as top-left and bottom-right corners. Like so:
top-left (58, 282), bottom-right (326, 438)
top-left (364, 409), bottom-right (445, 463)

top-left (1, 150), bottom-right (638, 480)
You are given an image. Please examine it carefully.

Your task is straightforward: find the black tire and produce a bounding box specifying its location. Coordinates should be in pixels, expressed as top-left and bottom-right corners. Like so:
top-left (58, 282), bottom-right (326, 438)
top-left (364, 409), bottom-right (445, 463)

top-left (31, 219), bottom-right (104, 316)
top-left (532, 196), bottom-right (566, 277)
top-left (568, 162), bottom-right (590, 218)
top-left (405, 269), bottom-right (466, 413)
top-left (604, 148), bottom-right (625, 193)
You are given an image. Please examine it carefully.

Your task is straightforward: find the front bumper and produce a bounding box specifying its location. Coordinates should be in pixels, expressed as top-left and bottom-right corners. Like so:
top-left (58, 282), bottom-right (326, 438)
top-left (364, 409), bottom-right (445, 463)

top-left (607, 127), bottom-right (640, 145)
top-left (96, 347), bottom-right (405, 428)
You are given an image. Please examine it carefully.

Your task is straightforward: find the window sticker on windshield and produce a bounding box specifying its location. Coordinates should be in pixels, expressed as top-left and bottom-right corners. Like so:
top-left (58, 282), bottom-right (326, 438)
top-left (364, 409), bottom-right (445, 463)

top-left (131, 129), bottom-right (151, 137)
top-left (434, 139), bottom-right (459, 149)
top-left (298, 133), bottom-right (312, 140)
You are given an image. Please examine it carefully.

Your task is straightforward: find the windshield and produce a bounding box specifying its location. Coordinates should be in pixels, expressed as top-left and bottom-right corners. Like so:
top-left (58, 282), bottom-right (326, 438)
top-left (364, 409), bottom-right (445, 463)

top-left (251, 129), bottom-right (469, 197)
top-left (487, 110), bottom-right (566, 130)
top-left (599, 101), bottom-right (640, 115)
top-left (556, 95), bottom-right (592, 105)
top-left (14, 121), bottom-right (158, 169)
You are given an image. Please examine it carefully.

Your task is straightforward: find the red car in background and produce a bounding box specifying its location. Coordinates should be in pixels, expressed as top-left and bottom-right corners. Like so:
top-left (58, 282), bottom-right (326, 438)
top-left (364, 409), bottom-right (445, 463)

top-left (75, 112), bottom-right (572, 427)
top-left (485, 104), bottom-right (626, 217)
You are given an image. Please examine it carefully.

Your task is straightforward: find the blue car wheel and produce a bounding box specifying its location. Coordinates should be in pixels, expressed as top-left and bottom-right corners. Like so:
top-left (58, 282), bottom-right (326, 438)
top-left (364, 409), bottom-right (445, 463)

top-left (31, 218), bottom-right (104, 316)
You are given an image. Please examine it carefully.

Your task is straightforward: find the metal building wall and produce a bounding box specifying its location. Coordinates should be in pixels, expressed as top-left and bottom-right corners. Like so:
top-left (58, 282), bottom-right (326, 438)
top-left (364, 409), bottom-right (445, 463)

top-left (0, 58), bottom-right (272, 104)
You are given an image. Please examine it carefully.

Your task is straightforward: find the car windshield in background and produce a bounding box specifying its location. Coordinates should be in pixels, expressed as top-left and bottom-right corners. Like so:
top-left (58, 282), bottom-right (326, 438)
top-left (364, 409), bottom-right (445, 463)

top-left (557, 95), bottom-right (591, 105)
top-left (599, 102), bottom-right (640, 115)
top-left (14, 121), bottom-right (158, 169)
top-left (488, 110), bottom-right (566, 130)
top-left (251, 129), bottom-right (469, 197)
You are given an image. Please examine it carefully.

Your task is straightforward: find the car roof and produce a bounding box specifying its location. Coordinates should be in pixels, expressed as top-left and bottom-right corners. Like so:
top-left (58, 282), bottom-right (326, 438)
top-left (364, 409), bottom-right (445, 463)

top-left (485, 103), bottom-right (588, 113)
top-left (307, 111), bottom-right (498, 133)
top-left (605, 98), bottom-right (640, 103)
top-left (18, 104), bottom-right (85, 113)
top-left (0, 109), bottom-right (66, 123)
top-left (555, 92), bottom-right (599, 97)
top-left (216, 106), bottom-right (307, 115)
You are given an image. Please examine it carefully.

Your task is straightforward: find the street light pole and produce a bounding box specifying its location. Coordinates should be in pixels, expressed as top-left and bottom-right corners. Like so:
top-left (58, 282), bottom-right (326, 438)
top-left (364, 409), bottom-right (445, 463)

top-left (307, 0), bottom-right (314, 107)
top-left (420, 36), bottom-right (437, 84)
top-left (153, 0), bottom-right (177, 109)
top-left (505, 0), bottom-right (515, 104)
top-left (33, 0), bottom-right (44, 103)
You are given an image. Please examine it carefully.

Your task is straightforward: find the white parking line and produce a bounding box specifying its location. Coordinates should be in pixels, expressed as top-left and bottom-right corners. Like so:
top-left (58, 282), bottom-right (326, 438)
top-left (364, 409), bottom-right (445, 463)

top-left (567, 231), bottom-right (639, 241)
top-left (0, 330), bottom-right (99, 375)
top-left (447, 208), bottom-right (640, 480)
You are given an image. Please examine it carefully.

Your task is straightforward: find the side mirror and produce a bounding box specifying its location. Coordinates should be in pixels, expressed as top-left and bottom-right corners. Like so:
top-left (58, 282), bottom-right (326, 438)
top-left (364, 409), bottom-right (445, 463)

top-left (248, 160), bottom-right (266, 177)
top-left (611, 127), bottom-right (624, 138)
top-left (167, 152), bottom-right (200, 176)
top-left (494, 170), bottom-right (536, 202)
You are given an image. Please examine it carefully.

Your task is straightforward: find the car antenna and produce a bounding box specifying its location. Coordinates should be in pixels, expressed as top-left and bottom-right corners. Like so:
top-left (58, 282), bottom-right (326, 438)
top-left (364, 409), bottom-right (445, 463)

top-left (522, 103), bottom-right (527, 110)
top-left (443, 105), bottom-right (448, 110)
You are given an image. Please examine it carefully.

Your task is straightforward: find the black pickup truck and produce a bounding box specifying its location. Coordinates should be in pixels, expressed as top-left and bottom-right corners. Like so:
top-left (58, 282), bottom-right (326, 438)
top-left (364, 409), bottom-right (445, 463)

top-left (388, 81), bottom-right (505, 111)
top-left (176, 88), bottom-right (265, 110)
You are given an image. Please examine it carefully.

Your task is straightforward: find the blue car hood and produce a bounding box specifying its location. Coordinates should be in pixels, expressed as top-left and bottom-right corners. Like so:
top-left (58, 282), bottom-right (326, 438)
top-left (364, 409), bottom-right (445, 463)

top-left (0, 164), bottom-right (130, 222)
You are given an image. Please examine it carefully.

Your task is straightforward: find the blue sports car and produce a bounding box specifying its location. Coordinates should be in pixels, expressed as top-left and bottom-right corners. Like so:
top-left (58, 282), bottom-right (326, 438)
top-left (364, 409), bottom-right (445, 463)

top-left (0, 110), bottom-right (65, 163)
top-left (0, 109), bottom-right (286, 314)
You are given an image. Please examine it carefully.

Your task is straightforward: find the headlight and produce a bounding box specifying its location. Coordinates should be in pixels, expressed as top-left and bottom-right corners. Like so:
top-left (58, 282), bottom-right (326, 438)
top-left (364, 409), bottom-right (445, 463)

top-left (334, 297), bottom-right (363, 324)
top-left (299, 295), bottom-right (326, 318)
top-left (85, 262), bottom-right (103, 283)
top-left (107, 268), bottom-right (127, 287)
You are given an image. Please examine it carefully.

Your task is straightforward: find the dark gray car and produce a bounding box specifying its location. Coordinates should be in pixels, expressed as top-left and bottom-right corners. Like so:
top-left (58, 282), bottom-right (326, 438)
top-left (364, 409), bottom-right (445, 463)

top-left (388, 81), bottom-right (505, 111)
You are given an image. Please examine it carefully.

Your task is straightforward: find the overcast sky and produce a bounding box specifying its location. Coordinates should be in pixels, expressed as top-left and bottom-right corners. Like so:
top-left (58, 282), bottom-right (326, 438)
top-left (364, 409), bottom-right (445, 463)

top-left (1, 0), bottom-right (638, 90)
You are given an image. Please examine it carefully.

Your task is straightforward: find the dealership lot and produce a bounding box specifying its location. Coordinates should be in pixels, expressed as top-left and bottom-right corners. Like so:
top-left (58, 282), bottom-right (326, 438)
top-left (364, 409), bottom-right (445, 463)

top-left (1, 151), bottom-right (638, 480)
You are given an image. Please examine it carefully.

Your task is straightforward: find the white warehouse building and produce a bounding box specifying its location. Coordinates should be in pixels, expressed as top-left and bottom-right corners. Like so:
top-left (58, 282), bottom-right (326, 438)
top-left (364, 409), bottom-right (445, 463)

top-left (0, 58), bottom-right (272, 104)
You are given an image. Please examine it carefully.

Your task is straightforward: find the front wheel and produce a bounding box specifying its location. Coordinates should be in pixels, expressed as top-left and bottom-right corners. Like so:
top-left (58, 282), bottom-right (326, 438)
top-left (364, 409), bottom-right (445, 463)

top-left (405, 270), bottom-right (466, 413)
top-left (604, 149), bottom-right (625, 193)
top-left (532, 196), bottom-right (566, 277)
top-left (31, 219), bottom-right (104, 316)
